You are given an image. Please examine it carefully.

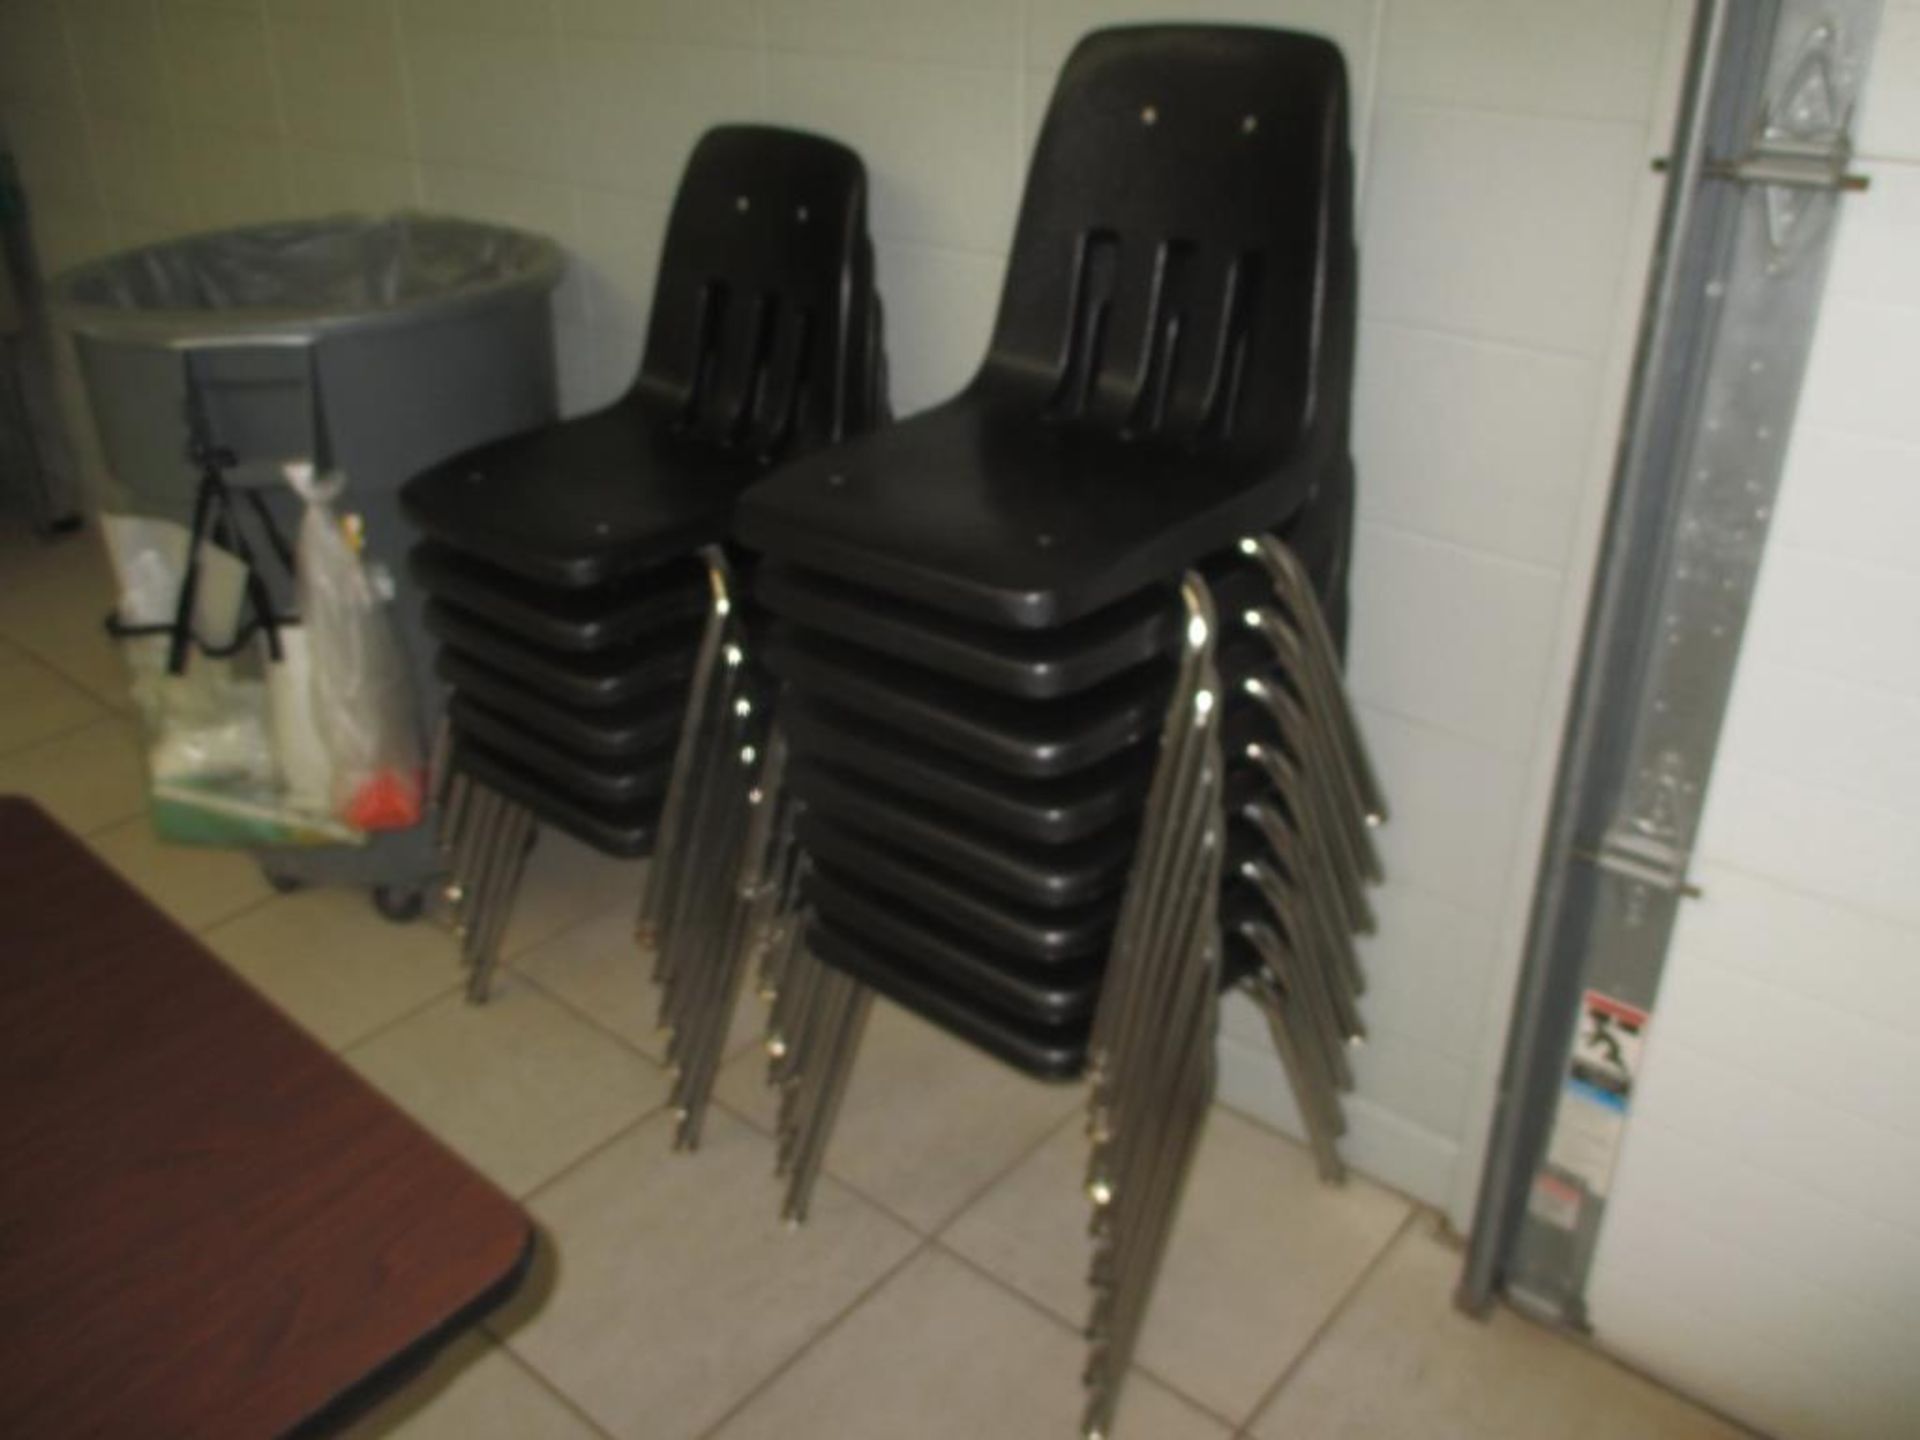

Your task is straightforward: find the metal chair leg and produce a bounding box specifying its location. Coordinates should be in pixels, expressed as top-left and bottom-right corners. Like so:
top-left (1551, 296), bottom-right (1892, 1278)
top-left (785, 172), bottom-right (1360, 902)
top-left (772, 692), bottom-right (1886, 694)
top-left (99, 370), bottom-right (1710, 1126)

top-left (639, 545), bottom-right (739, 953)
top-left (781, 968), bottom-right (872, 1226)
top-left (467, 801), bottom-right (537, 1004)
top-left (1080, 572), bottom-right (1227, 1437)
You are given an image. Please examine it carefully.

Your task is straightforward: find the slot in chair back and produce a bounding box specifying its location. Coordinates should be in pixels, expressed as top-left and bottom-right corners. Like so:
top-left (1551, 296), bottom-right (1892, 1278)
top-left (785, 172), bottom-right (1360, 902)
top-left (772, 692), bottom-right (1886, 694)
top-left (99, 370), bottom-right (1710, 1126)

top-left (637, 125), bottom-right (879, 461)
top-left (986, 27), bottom-right (1353, 455)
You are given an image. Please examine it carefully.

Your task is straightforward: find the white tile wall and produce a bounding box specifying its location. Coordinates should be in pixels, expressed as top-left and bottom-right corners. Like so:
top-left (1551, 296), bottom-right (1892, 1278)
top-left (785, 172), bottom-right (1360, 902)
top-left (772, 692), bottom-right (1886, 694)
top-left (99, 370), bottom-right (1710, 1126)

top-left (1376, 0), bottom-right (1670, 123)
top-left (1, 0), bottom-right (1690, 1218)
top-left (560, 0), bottom-right (759, 48)
top-left (1672, 862), bottom-right (1920, 1031)
top-left (271, 10), bottom-right (408, 156)
top-left (1345, 521), bottom-right (1565, 756)
top-left (1857, 0), bottom-right (1920, 157)
top-left (564, 37), bottom-right (764, 200)
top-left (1024, 0), bottom-right (1376, 81)
top-left (1352, 321), bottom-right (1601, 567)
top-left (1591, 1116), bottom-right (1918, 1440)
top-left (165, 2), bottom-right (279, 138)
top-left (768, 0), bottom-right (1021, 69)
top-left (867, 239), bottom-right (1005, 420)
top-left (68, 0), bottom-right (169, 128)
top-left (1361, 105), bottom-right (1649, 355)
top-left (1587, 27), bottom-right (1920, 1436)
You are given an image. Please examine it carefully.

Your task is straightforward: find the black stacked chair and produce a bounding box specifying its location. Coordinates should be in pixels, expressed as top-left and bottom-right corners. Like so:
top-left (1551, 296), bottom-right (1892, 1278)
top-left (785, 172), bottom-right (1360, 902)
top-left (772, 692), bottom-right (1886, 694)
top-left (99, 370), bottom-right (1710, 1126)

top-left (400, 123), bottom-right (887, 1140)
top-left (729, 28), bottom-right (1384, 1437)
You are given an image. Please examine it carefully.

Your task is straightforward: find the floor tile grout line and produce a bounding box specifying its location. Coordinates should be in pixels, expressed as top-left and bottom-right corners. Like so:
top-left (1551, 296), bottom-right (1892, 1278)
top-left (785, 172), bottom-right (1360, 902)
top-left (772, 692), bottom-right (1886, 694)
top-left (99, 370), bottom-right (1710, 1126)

top-left (81, 812), bottom-right (287, 940)
top-left (500, 900), bottom-right (639, 967)
top-left (0, 707), bottom-right (131, 772)
top-left (0, 569), bottom-right (133, 712)
top-left (316, 971), bottom-right (678, 1202)
top-left (513, 1104), bottom-right (665, 1208)
top-left (507, 931), bottom-right (1086, 1241)
top-left (506, 932), bottom-right (775, 1102)
top-left (188, 884), bottom-right (304, 939)
top-left (930, 1236), bottom-right (1246, 1435)
top-left (932, 1088), bottom-right (1422, 1432)
top-left (928, 1100), bottom-right (1086, 1241)
top-left (490, 1099), bottom-right (913, 1393)
top-left (0, 685), bottom-right (111, 761)
top-left (512, 958), bottom-right (679, 1071)
top-left (1235, 1207), bottom-right (1421, 1433)
top-left (925, 1099), bottom-right (1254, 1432)
top-left (184, 887), bottom-right (285, 938)
top-left (479, 1114), bottom-right (670, 1346)
top-left (685, 1238), bottom-right (933, 1440)
top-left (77, 807), bottom-right (148, 839)
top-left (1211, 1097), bottom-right (1429, 1215)
top-left (708, 1042), bottom-right (1087, 1244)
top-left (0, 621), bottom-right (127, 708)
top-left (704, 1092), bottom-right (929, 1238)
top-left (21, 642), bottom-right (134, 715)
top-left (490, 1099), bottom-right (1108, 1434)
top-left (331, 978), bottom-right (469, 1058)
top-left (494, 1334), bottom-right (621, 1439)
top-left (194, 908), bottom-right (464, 1056)
top-left (506, 1096), bottom-right (674, 1205)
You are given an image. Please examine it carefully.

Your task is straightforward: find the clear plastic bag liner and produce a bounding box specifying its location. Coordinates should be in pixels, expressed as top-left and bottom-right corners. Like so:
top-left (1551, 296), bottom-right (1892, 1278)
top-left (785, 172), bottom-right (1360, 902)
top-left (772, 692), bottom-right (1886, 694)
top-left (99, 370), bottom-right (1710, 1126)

top-left (55, 213), bottom-right (560, 339)
top-left (288, 462), bottom-right (424, 831)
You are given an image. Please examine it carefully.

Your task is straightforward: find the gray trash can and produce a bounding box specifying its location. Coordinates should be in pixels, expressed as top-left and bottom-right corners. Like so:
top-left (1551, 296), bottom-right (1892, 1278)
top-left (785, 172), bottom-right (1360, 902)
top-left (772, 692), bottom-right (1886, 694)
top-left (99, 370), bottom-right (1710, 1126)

top-left (56, 212), bottom-right (564, 917)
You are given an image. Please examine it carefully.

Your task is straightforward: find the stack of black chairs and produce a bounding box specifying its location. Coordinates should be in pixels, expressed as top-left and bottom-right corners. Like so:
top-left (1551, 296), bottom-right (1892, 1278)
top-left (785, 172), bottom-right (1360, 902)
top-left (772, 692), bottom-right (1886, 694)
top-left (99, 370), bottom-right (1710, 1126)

top-left (400, 119), bottom-right (887, 1148)
top-left (731, 29), bottom-right (1385, 1437)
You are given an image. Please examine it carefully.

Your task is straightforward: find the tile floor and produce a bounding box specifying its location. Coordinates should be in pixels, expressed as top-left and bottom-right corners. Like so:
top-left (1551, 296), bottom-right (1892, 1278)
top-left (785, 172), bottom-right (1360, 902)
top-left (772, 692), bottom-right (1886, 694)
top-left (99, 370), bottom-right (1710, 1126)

top-left (0, 521), bottom-right (1753, 1439)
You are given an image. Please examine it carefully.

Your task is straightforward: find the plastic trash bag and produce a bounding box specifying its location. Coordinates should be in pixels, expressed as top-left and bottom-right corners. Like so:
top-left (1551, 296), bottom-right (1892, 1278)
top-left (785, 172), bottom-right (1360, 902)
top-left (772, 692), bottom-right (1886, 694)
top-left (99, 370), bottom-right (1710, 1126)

top-left (104, 513), bottom-right (358, 847)
top-left (287, 462), bottom-right (423, 831)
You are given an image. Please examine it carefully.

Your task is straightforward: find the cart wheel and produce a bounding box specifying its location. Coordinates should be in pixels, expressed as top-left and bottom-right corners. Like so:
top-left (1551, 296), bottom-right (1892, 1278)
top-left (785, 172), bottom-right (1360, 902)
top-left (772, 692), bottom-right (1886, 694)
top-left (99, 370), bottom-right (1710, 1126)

top-left (372, 885), bottom-right (425, 924)
top-left (265, 871), bottom-right (305, 895)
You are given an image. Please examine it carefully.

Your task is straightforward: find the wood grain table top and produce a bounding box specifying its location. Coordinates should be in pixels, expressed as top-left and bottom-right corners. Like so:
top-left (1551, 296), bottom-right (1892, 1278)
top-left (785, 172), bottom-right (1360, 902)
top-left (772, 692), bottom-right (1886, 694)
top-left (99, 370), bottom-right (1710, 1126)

top-left (0, 797), bottom-right (532, 1438)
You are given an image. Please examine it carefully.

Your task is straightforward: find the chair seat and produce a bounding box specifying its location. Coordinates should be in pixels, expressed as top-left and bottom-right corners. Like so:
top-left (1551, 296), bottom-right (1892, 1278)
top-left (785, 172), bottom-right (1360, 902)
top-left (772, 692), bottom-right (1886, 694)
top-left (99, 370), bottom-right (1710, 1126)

top-left (767, 627), bottom-right (1171, 778)
top-left (435, 650), bottom-right (686, 758)
top-left (810, 918), bottom-right (1089, 1081)
top-left (425, 599), bottom-right (702, 709)
top-left (412, 543), bottom-right (708, 653)
top-left (752, 486), bottom-right (1345, 702)
top-left (404, 397), bottom-right (758, 588)
top-left (784, 698), bottom-right (1150, 844)
top-left (808, 865), bottom-right (1105, 1025)
top-left (790, 759), bottom-right (1138, 909)
top-left (797, 813), bottom-right (1114, 961)
top-left (452, 738), bottom-right (661, 857)
top-left (756, 562), bottom-right (1179, 699)
top-left (451, 696), bottom-right (674, 807)
top-left (735, 392), bottom-right (1332, 628)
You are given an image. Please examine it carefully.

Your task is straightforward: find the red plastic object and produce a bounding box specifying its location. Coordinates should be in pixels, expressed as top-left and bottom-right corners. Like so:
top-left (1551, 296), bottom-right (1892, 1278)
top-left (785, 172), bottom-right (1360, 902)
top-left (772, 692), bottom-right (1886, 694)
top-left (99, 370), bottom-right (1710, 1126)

top-left (346, 768), bottom-right (423, 831)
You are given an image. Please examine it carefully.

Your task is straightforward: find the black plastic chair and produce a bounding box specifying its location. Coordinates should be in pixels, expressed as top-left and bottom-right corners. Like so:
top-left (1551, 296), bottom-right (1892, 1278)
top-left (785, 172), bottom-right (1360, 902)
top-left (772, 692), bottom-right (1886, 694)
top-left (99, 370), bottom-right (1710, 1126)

top-left (410, 544), bottom-right (709, 653)
top-left (736, 28), bottom-right (1353, 626)
top-left (424, 598), bottom-right (702, 706)
top-left (407, 125), bottom-right (886, 586)
top-left (401, 124), bottom-right (887, 1002)
top-left (740, 18), bottom-right (1357, 1012)
top-left (725, 30), bottom-right (1377, 1439)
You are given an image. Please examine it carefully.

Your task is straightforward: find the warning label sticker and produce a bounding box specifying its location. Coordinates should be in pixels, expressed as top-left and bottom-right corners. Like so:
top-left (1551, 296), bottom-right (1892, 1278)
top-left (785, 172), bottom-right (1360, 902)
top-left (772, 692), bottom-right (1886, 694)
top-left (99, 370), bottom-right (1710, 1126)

top-left (1543, 990), bottom-right (1650, 1201)
top-left (1545, 1083), bottom-right (1627, 1198)
top-left (1528, 1173), bottom-right (1583, 1230)
top-left (1568, 990), bottom-right (1647, 1109)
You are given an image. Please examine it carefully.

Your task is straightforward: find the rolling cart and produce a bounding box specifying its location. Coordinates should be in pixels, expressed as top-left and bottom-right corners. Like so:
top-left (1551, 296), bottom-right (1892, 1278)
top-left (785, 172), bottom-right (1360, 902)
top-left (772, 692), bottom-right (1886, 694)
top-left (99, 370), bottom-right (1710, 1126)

top-left (55, 214), bottom-right (563, 917)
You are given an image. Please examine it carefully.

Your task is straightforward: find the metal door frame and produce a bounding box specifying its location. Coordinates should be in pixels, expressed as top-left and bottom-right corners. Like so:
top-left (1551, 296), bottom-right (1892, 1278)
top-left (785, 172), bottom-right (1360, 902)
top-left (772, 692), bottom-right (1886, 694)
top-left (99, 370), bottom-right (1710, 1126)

top-left (1458, 0), bottom-right (1884, 1324)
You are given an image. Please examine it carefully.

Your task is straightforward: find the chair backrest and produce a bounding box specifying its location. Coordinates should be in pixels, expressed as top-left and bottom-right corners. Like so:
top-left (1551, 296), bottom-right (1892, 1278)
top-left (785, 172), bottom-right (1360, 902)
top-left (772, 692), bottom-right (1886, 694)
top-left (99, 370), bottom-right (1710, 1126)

top-left (633, 125), bottom-right (879, 461)
top-left (981, 27), bottom-right (1353, 455)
